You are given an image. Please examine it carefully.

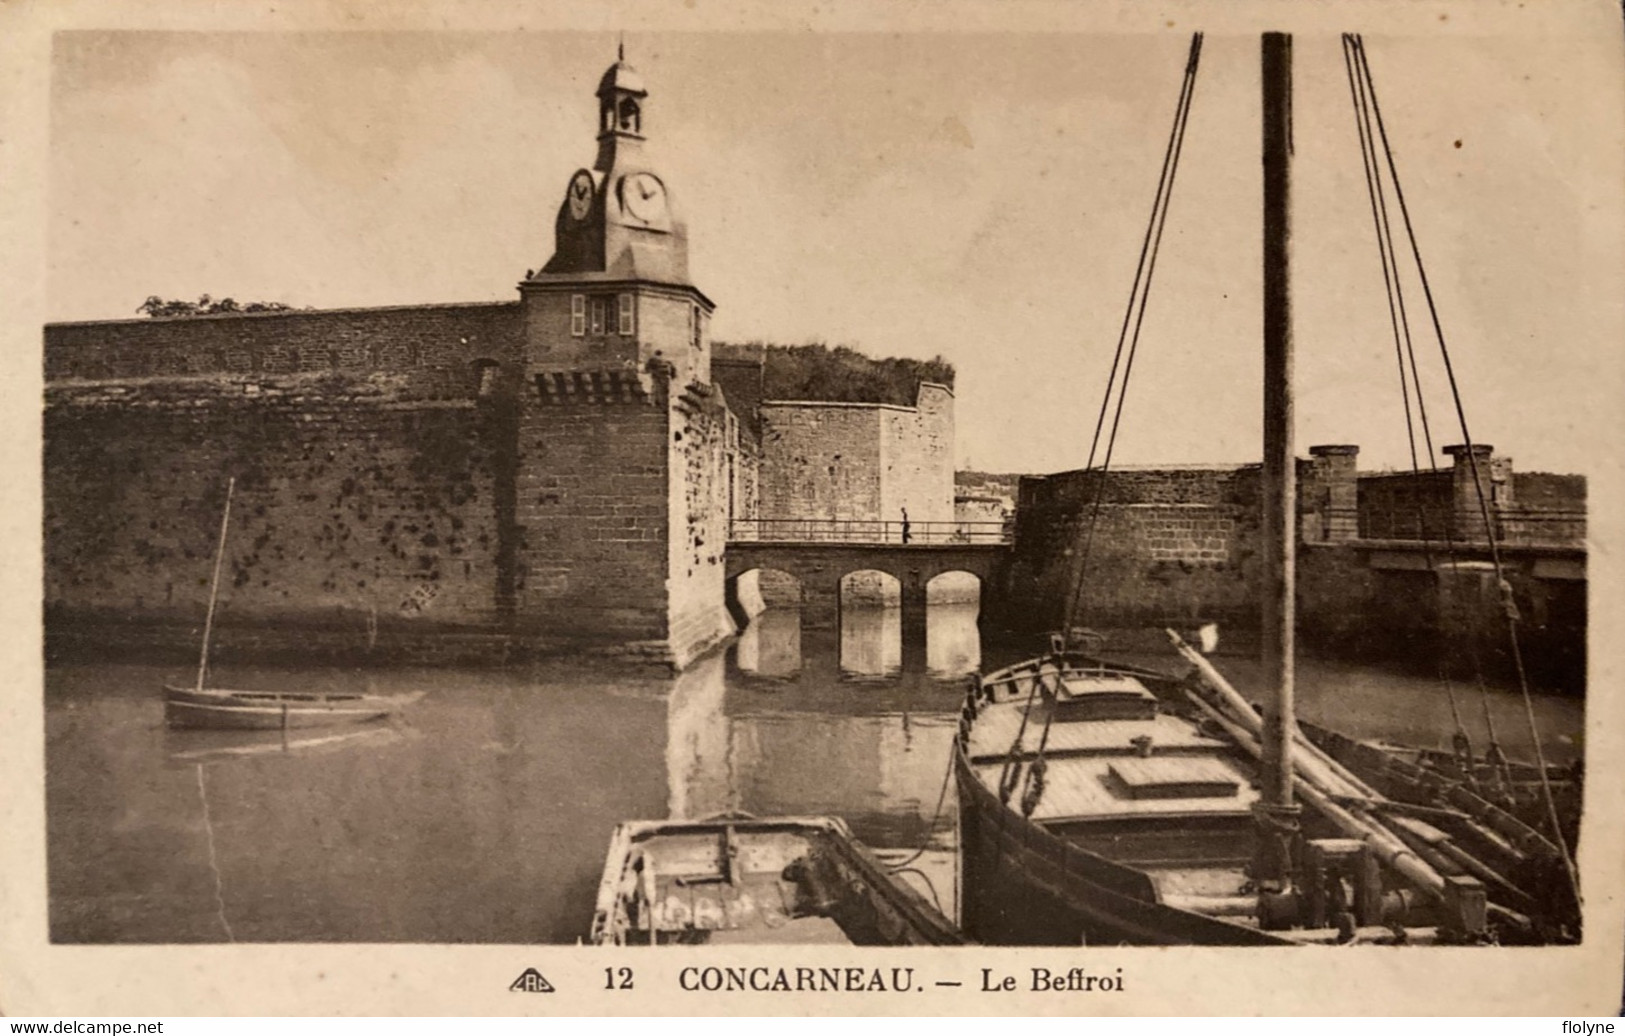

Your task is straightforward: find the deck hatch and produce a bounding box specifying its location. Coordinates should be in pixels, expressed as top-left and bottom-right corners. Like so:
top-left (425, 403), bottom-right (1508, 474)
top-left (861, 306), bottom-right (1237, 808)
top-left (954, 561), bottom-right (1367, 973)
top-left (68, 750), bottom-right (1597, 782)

top-left (1054, 674), bottom-right (1159, 721)
top-left (1106, 757), bottom-right (1241, 800)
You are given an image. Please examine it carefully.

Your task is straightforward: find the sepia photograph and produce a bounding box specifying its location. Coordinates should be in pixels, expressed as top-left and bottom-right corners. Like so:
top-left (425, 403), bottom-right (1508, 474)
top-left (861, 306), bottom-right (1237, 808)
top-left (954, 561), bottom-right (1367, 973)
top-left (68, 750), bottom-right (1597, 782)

top-left (5, 0), bottom-right (1624, 1017)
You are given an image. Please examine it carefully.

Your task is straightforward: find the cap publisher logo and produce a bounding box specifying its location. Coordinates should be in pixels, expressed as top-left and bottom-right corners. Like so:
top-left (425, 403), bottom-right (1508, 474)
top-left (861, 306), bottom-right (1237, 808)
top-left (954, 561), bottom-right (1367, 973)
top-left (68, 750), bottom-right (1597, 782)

top-left (510, 967), bottom-right (555, 993)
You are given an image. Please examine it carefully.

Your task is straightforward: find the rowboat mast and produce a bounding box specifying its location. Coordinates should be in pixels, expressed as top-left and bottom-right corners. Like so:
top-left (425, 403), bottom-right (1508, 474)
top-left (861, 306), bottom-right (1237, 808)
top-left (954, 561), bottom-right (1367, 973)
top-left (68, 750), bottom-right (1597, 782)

top-left (195, 476), bottom-right (236, 694)
top-left (1257, 33), bottom-right (1299, 881)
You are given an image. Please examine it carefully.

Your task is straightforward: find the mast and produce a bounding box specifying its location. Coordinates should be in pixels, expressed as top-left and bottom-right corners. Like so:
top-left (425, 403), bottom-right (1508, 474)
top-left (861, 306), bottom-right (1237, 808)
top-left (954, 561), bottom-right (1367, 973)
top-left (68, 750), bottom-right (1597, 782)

top-left (1259, 34), bottom-right (1298, 819)
top-left (195, 477), bottom-right (236, 693)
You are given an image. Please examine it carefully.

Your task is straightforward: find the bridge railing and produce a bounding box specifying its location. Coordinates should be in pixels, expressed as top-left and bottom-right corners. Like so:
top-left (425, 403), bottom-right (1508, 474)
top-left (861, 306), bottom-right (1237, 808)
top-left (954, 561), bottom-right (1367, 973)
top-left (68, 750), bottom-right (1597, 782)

top-left (1349, 505), bottom-right (1587, 549)
top-left (728, 517), bottom-right (1012, 545)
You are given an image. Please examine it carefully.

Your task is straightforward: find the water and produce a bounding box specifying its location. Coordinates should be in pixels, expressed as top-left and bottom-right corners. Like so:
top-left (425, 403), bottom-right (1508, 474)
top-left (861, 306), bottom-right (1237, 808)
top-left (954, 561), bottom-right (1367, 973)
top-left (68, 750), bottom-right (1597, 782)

top-left (45, 601), bottom-right (1583, 944)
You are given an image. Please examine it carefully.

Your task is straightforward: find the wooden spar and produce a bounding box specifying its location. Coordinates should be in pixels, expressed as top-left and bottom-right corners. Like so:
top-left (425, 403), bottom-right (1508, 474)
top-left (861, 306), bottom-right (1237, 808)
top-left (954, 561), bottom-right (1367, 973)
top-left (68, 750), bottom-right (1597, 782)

top-left (1260, 31), bottom-right (1297, 815)
top-left (1167, 630), bottom-right (1366, 799)
top-left (1184, 682), bottom-right (1527, 933)
top-left (195, 476), bottom-right (236, 694)
top-left (1302, 728), bottom-right (1384, 800)
top-left (1182, 688), bottom-right (1451, 903)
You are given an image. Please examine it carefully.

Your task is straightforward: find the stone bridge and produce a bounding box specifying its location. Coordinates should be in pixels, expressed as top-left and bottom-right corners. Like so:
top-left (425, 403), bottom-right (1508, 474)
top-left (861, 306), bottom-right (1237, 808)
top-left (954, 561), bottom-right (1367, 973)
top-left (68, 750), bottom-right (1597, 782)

top-left (723, 540), bottom-right (1010, 669)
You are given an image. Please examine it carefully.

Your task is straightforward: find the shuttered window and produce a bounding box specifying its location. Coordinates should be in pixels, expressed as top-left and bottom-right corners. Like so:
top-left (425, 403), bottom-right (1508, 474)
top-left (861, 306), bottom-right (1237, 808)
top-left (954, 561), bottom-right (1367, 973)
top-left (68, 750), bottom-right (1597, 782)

top-left (618, 293), bottom-right (635, 336)
top-left (570, 295), bottom-right (585, 336)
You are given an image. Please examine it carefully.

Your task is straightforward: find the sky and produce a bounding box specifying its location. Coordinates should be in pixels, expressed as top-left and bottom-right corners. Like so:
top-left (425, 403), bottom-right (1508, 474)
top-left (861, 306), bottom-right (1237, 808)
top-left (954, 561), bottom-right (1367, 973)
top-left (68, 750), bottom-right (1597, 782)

top-left (46, 28), bottom-right (1625, 476)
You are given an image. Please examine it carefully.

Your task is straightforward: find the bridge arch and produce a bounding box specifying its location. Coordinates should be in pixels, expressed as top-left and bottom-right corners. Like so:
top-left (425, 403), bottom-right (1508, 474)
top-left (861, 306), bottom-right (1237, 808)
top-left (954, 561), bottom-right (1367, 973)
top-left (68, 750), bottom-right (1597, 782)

top-left (927, 569), bottom-right (982, 606)
top-left (839, 568), bottom-right (901, 609)
top-left (724, 565), bottom-right (800, 625)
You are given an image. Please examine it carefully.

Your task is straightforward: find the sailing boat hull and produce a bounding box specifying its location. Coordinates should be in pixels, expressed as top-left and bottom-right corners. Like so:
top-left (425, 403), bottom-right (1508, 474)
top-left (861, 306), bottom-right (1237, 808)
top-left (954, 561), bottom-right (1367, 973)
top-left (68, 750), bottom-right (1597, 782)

top-left (953, 651), bottom-right (1299, 946)
top-left (953, 730), bottom-right (1292, 946)
top-left (954, 651), bottom-right (1578, 945)
top-left (163, 686), bottom-right (416, 730)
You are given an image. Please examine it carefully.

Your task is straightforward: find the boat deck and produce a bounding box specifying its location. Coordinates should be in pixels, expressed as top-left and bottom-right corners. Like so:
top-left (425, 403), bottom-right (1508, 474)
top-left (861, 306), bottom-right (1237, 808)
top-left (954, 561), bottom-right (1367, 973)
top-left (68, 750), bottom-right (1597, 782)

top-left (967, 758), bottom-right (1258, 823)
top-left (967, 703), bottom-right (1231, 761)
top-left (966, 700), bottom-right (1259, 821)
top-left (964, 686), bottom-right (1265, 920)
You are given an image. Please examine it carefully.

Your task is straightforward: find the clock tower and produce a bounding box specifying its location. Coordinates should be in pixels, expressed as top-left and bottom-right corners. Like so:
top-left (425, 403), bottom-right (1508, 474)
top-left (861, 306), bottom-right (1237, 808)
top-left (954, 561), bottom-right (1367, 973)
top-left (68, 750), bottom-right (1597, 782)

top-left (510, 47), bottom-right (736, 671)
top-left (522, 47), bottom-right (714, 388)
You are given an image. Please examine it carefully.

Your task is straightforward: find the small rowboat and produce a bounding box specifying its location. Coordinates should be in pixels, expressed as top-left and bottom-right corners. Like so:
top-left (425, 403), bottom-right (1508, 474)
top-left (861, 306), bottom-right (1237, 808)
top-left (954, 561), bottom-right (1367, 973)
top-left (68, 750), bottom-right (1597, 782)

top-left (163, 685), bottom-right (423, 730)
top-left (589, 814), bottom-right (966, 946)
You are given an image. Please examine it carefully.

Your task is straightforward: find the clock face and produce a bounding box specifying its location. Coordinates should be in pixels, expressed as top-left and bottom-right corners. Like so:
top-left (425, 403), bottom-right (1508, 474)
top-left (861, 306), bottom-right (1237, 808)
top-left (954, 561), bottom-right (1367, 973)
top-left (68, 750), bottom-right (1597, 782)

top-left (567, 172), bottom-right (595, 221)
top-left (621, 173), bottom-right (668, 224)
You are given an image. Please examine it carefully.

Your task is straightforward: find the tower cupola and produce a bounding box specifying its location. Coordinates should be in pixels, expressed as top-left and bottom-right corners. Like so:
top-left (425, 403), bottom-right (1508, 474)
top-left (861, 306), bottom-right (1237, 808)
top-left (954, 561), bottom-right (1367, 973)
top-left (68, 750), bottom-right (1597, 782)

top-left (595, 46), bottom-right (648, 170)
top-left (521, 44), bottom-right (714, 387)
top-left (532, 45), bottom-right (695, 284)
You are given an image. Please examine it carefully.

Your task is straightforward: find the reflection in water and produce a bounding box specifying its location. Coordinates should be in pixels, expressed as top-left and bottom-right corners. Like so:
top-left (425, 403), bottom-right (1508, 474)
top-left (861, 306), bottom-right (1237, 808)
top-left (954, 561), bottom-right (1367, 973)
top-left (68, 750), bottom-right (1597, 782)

top-left (733, 607), bottom-right (801, 679)
top-left (165, 725), bottom-right (411, 765)
top-left (45, 598), bottom-right (1583, 945)
top-left (926, 602), bottom-right (981, 678)
top-left (665, 651), bottom-right (733, 820)
top-left (739, 601), bottom-right (982, 682)
top-left (840, 607), bottom-right (900, 679)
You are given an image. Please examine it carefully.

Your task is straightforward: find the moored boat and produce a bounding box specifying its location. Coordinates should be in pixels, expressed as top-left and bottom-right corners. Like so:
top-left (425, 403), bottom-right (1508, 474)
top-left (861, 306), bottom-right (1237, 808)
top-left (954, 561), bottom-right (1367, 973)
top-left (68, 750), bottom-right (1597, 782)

top-left (166, 476), bottom-right (420, 731)
top-left (955, 652), bottom-right (1300, 945)
top-left (589, 814), bottom-right (965, 945)
top-left (1297, 718), bottom-right (1580, 933)
top-left (953, 33), bottom-right (1580, 947)
top-left (1298, 719), bottom-right (1582, 849)
top-left (954, 647), bottom-right (1577, 945)
top-left (163, 685), bottom-right (423, 730)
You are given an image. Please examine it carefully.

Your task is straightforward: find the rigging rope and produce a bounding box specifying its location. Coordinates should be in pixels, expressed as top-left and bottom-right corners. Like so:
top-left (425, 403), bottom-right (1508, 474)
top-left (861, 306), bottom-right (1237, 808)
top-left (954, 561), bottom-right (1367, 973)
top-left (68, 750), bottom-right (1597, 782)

top-left (887, 738), bottom-right (957, 872)
top-left (1349, 35), bottom-right (1578, 902)
top-left (1348, 40), bottom-right (1514, 795)
top-left (1035, 34), bottom-right (1204, 821)
top-left (1061, 32), bottom-right (1204, 647)
top-left (996, 677), bottom-right (1043, 805)
top-left (1340, 35), bottom-right (1487, 781)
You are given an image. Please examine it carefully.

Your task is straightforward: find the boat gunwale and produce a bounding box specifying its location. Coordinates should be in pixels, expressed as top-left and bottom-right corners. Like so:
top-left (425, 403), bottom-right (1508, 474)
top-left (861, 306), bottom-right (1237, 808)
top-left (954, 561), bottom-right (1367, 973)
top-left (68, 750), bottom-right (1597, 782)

top-left (164, 700), bottom-right (394, 718)
top-left (163, 684), bottom-right (422, 707)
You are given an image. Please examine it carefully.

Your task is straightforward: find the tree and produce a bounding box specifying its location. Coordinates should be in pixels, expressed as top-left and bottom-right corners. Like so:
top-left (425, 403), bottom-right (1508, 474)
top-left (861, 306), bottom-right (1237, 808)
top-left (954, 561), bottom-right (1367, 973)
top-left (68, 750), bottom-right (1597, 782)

top-left (716, 340), bottom-right (954, 406)
top-left (138, 294), bottom-right (295, 317)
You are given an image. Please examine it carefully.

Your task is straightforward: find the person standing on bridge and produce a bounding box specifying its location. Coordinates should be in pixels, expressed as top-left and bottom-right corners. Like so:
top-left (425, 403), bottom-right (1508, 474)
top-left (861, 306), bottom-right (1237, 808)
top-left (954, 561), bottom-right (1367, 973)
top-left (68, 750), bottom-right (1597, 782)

top-left (900, 507), bottom-right (911, 544)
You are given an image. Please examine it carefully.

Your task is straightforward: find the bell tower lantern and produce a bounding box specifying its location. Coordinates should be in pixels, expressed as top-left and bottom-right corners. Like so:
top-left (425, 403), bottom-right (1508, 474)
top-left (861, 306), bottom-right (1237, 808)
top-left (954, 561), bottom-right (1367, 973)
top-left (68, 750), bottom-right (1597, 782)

top-left (596, 45), bottom-right (647, 170)
top-left (521, 46), bottom-right (713, 387)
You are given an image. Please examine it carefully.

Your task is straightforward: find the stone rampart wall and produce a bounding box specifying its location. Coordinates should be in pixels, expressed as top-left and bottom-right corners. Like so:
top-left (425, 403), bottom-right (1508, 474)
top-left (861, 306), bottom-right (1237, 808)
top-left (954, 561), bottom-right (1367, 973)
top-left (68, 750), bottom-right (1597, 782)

top-left (45, 372), bottom-right (506, 650)
top-left (46, 303), bottom-right (524, 397)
